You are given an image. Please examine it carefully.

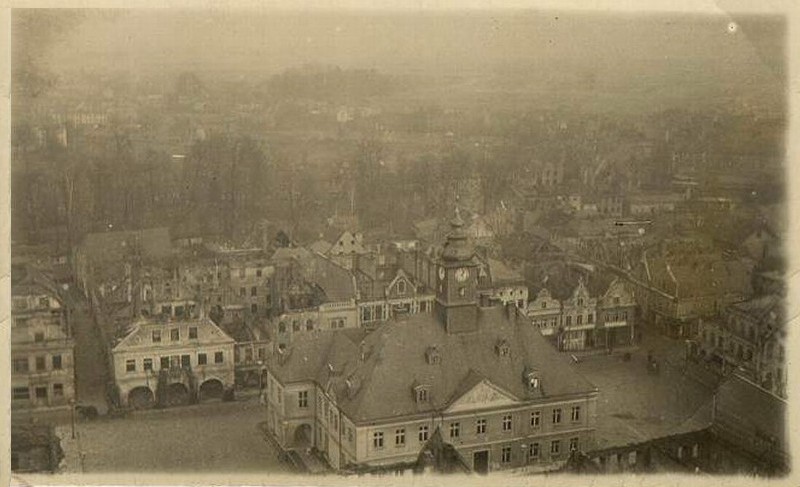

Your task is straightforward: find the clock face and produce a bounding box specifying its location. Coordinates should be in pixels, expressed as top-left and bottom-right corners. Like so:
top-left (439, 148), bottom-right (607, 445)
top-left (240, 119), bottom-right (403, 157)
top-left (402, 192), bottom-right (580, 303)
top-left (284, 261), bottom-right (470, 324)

top-left (455, 267), bottom-right (469, 282)
top-left (438, 266), bottom-right (446, 280)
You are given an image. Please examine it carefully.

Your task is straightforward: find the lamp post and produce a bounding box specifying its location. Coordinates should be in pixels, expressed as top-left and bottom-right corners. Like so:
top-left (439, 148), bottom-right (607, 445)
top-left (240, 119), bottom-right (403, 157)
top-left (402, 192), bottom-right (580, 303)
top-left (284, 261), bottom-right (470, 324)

top-left (69, 398), bottom-right (76, 439)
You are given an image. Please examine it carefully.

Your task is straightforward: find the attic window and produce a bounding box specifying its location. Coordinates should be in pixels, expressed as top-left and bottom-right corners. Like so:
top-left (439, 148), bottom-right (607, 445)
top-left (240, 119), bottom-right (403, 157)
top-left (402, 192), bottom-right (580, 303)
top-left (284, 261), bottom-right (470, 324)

top-left (495, 340), bottom-right (511, 357)
top-left (425, 346), bottom-right (441, 365)
top-left (524, 369), bottom-right (540, 390)
top-left (413, 384), bottom-right (430, 403)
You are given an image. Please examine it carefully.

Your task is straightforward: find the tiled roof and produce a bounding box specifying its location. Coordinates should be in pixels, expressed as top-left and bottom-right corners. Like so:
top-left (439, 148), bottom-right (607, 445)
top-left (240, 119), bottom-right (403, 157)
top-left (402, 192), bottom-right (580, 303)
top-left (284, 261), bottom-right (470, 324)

top-left (269, 306), bottom-right (596, 423)
top-left (713, 374), bottom-right (788, 456)
top-left (485, 258), bottom-right (524, 285)
top-left (308, 240), bottom-right (332, 255)
top-left (650, 255), bottom-right (753, 299)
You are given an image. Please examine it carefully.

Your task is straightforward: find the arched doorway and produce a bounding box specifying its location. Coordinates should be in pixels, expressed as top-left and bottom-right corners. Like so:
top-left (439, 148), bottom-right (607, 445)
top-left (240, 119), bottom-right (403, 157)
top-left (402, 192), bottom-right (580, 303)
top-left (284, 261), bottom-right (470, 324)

top-left (199, 379), bottom-right (224, 401)
top-left (293, 423), bottom-right (312, 448)
top-left (128, 386), bottom-right (155, 409)
top-left (165, 383), bottom-right (190, 406)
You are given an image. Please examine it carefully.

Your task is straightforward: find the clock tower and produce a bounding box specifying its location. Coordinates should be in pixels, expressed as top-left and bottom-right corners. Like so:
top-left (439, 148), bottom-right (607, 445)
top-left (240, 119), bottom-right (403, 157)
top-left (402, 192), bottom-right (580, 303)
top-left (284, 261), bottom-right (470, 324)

top-left (435, 206), bottom-right (480, 334)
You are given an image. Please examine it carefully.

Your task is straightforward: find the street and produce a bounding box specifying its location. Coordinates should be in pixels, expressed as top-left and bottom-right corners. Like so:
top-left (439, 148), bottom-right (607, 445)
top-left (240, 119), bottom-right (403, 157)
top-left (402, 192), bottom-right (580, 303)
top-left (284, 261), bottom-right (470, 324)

top-left (575, 330), bottom-right (716, 449)
top-left (64, 286), bottom-right (111, 414)
top-left (57, 398), bottom-right (289, 473)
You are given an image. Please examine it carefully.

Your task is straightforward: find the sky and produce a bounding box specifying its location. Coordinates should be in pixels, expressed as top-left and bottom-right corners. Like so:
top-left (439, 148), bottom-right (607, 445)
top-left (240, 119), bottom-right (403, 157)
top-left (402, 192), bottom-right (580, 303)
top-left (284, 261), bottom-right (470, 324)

top-left (11, 8), bottom-right (787, 113)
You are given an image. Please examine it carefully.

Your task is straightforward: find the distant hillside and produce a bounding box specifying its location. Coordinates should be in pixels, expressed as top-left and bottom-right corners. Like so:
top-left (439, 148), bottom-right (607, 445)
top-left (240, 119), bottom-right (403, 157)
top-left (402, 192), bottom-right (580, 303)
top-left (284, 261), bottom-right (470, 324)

top-left (262, 64), bottom-right (406, 101)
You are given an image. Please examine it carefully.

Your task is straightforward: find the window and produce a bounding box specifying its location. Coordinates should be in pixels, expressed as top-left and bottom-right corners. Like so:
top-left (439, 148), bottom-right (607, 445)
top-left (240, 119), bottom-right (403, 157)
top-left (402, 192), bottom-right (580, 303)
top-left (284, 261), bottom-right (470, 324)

top-left (614, 297), bottom-right (620, 305)
top-left (551, 440), bottom-right (561, 455)
top-left (419, 425), bottom-right (429, 442)
top-left (126, 359), bottom-right (136, 372)
top-left (251, 286), bottom-right (258, 297)
top-left (240, 287), bottom-right (246, 297)
top-left (152, 330), bottom-right (161, 343)
top-left (571, 406), bottom-right (581, 422)
top-left (677, 446), bottom-right (684, 459)
top-left (397, 280), bottom-right (407, 295)
top-left (160, 356), bottom-right (170, 369)
top-left (566, 316), bottom-right (572, 326)
top-left (530, 411), bottom-right (541, 427)
top-left (569, 437), bottom-right (579, 451)
top-left (347, 428), bottom-right (354, 443)
top-left (330, 318), bottom-right (345, 329)
top-left (53, 383), bottom-right (64, 397)
top-left (373, 432), bottom-right (384, 449)
top-left (306, 320), bottom-right (314, 331)
top-left (189, 327), bottom-right (198, 339)
top-left (395, 428), bottom-right (406, 446)
top-left (529, 442), bottom-right (540, 459)
top-left (239, 269), bottom-right (245, 278)
top-left (257, 269), bottom-right (262, 277)
top-left (36, 356), bottom-right (46, 371)
top-left (587, 313), bottom-right (594, 324)
top-left (416, 388), bottom-right (428, 403)
top-left (552, 408), bottom-right (562, 424)
top-left (298, 390), bottom-right (308, 408)
top-left (170, 329), bottom-right (180, 341)
top-left (577, 298), bottom-right (584, 306)
top-left (577, 315), bottom-right (583, 325)
top-left (215, 351), bottom-right (224, 364)
top-left (35, 386), bottom-right (48, 399)
top-left (52, 355), bottom-right (62, 370)
top-left (476, 419), bottom-right (487, 435)
top-left (181, 355), bottom-right (191, 368)
top-left (39, 297), bottom-right (49, 308)
top-left (279, 322), bottom-right (287, 333)
top-left (541, 302), bottom-right (547, 309)
top-left (143, 358), bottom-right (153, 371)
top-left (12, 358), bottom-right (29, 373)
top-left (502, 414), bottom-right (513, 432)
top-left (13, 387), bottom-right (30, 400)
top-left (501, 446), bottom-right (512, 464)
top-left (251, 304), bottom-right (258, 314)
top-left (449, 422), bottom-right (460, 439)
top-left (34, 332), bottom-right (45, 343)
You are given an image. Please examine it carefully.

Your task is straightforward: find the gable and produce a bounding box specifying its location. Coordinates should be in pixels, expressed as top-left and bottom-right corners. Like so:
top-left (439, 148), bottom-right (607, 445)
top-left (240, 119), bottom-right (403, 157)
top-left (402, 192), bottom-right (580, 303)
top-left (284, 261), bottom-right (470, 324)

top-left (446, 379), bottom-right (519, 413)
top-left (386, 271), bottom-right (414, 298)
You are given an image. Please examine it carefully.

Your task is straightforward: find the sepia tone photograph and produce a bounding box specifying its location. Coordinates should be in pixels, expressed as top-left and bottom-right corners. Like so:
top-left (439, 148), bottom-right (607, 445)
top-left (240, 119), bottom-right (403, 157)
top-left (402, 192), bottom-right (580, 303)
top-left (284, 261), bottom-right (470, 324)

top-left (4, 2), bottom-right (795, 485)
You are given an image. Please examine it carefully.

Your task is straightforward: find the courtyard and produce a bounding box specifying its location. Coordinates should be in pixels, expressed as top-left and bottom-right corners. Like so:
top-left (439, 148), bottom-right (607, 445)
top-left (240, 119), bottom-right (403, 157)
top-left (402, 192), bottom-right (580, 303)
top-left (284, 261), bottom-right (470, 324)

top-left (56, 398), bottom-right (289, 474)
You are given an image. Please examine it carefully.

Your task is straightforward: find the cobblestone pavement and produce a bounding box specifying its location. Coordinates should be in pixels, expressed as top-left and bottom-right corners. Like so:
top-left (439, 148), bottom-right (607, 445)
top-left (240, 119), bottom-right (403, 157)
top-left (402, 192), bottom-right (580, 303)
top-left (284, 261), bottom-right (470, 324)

top-left (56, 398), bottom-right (289, 473)
top-left (575, 331), bottom-right (715, 450)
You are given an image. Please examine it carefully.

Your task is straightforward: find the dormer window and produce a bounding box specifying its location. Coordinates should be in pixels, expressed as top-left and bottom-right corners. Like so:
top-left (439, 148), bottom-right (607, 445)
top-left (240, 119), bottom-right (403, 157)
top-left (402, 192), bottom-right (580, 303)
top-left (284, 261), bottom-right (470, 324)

top-left (425, 346), bottom-right (441, 365)
top-left (397, 280), bottom-right (407, 295)
top-left (413, 383), bottom-right (430, 403)
top-left (495, 340), bottom-right (511, 357)
top-left (524, 368), bottom-right (541, 390)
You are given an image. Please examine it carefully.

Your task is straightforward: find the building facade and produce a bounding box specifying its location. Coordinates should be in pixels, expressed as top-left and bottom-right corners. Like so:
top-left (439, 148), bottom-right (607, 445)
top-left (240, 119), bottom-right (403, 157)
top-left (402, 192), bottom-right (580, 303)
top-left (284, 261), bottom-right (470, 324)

top-left (696, 294), bottom-right (785, 398)
top-left (11, 267), bottom-right (76, 412)
top-left (110, 316), bottom-right (235, 408)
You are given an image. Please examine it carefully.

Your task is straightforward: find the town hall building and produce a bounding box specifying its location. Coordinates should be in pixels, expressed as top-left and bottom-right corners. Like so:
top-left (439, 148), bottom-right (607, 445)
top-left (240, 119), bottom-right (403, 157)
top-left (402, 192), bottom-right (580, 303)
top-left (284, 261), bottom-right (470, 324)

top-left (262, 209), bottom-right (599, 474)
